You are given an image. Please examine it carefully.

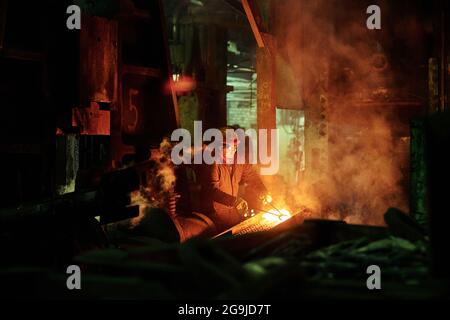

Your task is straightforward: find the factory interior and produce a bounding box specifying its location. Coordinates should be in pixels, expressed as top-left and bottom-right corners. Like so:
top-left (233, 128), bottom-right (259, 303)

top-left (1, 0), bottom-right (450, 300)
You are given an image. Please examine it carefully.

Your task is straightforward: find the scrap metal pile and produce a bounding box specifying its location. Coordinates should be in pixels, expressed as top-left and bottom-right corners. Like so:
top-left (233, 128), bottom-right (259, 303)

top-left (2, 204), bottom-right (443, 300)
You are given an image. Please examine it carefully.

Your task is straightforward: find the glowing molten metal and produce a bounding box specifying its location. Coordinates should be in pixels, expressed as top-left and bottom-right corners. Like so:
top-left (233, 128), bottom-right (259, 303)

top-left (261, 208), bottom-right (292, 225)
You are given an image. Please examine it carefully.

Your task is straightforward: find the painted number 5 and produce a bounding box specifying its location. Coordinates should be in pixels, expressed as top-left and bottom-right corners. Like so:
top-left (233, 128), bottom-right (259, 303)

top-left (127, 89), bottom-right (139, 133)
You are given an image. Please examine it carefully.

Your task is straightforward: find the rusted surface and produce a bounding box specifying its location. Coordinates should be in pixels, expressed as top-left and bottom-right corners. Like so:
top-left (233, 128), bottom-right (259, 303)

top-left (80, 15), bottom-right (118, 104)
top-left (256, 45), bottom-right (276, 146)
top-left (122, 65), bottom-right (161, 78)
top-left (72, 102), bottom-right (110, 135)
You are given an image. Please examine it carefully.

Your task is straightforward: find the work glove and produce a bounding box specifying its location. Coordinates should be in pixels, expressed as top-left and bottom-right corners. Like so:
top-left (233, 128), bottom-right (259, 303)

top-left (234, 197), bottom-right (249, 218)
top-left (260, 194), bottom-right (273, 205)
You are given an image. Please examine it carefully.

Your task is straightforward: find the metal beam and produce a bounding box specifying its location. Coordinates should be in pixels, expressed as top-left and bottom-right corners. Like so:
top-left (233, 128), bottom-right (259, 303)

top-left (241, 0), bottom-right (267, 48)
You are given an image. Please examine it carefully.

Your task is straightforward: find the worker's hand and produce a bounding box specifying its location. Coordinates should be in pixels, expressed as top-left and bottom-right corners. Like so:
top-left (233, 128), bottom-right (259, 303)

top-left (234, 197), bottom-right (249, 218)
top-left (261, 194), bottom-right (273, 205)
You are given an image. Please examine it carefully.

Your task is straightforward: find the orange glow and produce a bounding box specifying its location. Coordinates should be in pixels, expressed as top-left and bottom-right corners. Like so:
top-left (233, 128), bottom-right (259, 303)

top-left (261, 208), bottom-right (292, 225)
top-left (165, 75), bottom-right (196, 94)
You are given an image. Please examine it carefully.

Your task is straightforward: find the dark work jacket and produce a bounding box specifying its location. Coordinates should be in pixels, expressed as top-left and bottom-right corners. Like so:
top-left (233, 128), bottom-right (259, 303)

top-left (196, 162), bottom-right (267, 232)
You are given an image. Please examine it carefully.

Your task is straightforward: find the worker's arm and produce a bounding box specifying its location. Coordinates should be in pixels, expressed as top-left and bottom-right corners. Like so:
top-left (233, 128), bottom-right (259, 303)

top-left (197, 163), bottom-right (237, 207)
top-left (240, 164), bottom-right (268, 198)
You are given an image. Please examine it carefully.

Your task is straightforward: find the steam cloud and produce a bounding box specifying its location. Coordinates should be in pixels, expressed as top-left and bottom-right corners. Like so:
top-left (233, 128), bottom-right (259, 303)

top-left (129, 137), bottom-right (177, 227)
top-left (267, 0), bottom-right (409, 225)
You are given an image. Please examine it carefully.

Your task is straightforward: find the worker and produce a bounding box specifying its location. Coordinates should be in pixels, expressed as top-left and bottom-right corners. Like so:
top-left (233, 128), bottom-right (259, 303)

top-left (195, 127), bottom-right (272, 233)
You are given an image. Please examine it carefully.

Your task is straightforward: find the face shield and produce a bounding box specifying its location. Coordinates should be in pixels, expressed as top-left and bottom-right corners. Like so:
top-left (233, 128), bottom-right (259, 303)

top-left (223, 142), bottom-right (238, 161)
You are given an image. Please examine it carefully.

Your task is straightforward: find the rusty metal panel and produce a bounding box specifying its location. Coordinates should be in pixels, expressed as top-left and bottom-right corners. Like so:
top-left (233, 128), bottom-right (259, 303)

top-left (121, 74), bottom-right (176, 142)
top-left (72, 102), bottom-right (110, 135)
top-left (111, 0), bottom-right (179, 164)
top-left (256, 46), bottom-right (276, 132)
top-left (80, 15), bottom-right (118, 104)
